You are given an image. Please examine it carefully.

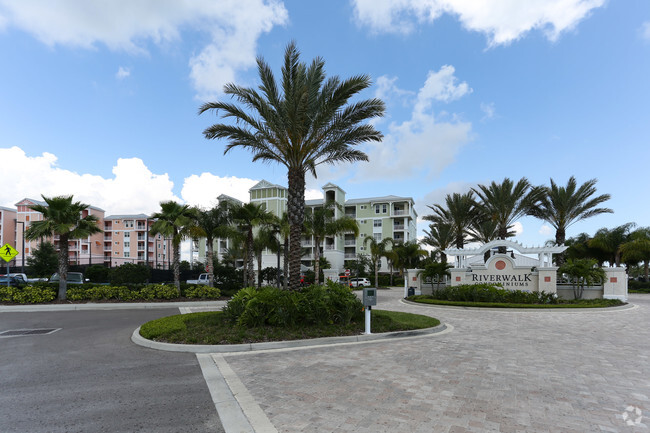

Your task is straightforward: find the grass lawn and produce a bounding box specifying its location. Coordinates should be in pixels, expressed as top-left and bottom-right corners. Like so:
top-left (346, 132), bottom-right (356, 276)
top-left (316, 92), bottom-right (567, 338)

top-left (139, 309), bottom-right (440, 345)
top-left (407, 296), bottom-right (625, 309)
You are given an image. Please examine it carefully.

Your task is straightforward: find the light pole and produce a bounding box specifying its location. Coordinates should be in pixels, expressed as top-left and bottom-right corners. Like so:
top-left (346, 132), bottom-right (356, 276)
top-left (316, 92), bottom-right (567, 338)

top-left (15, 220), bottom-right (25, 274)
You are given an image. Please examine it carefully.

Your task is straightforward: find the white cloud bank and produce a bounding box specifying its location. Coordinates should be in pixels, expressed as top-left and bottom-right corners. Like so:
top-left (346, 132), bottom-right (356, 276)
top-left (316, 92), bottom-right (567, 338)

top-left (0, 146), bottom-right (262, 215)
top-left (0, 0), bottom-right (288, 98)
top-left (357, 65), bottom-right (472, 181)
top-left (352, 0), bottom-right (605, 46)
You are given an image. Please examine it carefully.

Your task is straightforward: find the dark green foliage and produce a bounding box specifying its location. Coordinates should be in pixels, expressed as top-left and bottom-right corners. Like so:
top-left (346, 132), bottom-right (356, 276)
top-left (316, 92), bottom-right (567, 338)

top-left (110, 263), bottom-right (151, 285)
top-left (213, 264), bottom-right (243, 296)
top-left (629, 280), bottom-right (650, 293)
top-left (223, 281), bottom-right (364, 328)
top-left (0, 285), bottom-right (57, 304)
top-left (377, 274), bottom-right (404, 287)
top-left (26, 242), bottom-right (58, 277)
top-left (85, 265), bottom-right (111, 283)
top-left (418, 283), bottom-right (559, 304)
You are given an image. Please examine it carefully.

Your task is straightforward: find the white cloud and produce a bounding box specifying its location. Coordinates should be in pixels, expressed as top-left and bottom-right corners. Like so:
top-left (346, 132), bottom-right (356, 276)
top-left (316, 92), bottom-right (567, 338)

top-left (539, 224), bottom-right (554, 236)
top-left (352, 0), bottom-right (605, 46)
top-left (417, 181), bottom-right (477, 221)
top-left (180, 173), bottom-right (257, 208)
top-left (116, 66), bottom-right (130, 79)
top-left (512, 221), bottom-right (524, 236)
top-left (480, 102), bottom-right (495, 121)
top-left (0, 146), bottom-right (179, 215)
top-left (641, 21), bottom-right (650, 41)
top-left (0, 0), bottom-right (288, 96)
top-left (356, 67), bottom-right (472, 181)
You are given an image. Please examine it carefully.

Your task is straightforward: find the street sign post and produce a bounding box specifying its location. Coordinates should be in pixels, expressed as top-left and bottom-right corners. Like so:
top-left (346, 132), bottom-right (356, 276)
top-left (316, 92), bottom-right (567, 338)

top-left (1, 243), bottom-right (19, 287)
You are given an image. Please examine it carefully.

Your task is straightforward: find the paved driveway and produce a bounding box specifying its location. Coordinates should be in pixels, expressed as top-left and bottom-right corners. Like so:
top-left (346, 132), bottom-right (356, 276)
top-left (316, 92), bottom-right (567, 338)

top-left (0, 308), bottom-right (224, 433)
top-left (215, 291), bottom-right (650, 432)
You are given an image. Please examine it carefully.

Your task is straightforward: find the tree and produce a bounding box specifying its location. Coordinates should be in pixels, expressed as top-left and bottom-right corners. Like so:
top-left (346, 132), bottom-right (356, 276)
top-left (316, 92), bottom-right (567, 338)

top-left (468, 218), bottom-right (515, 262)
top-left (621, 227), bottom-right (650, 281)
top-left (363, 236), bottom-right (393, 288)
top-left (529, 177), bottom-right (612, 265)
top-left (252, 227), bottom-right (280, 288)
top-left (110, 263), bottom-right (151, 285)
top-left (26, 241), bottom-right (58, 278)
top-left (393, 240), bottom-right (428, 272)
top-left (424, 192), bottom-right (477, 249)
top-left (422, 222), bottom-right (454, 264)
top-left (150, 201), bottom-right (196, 295)
top-left (303, 201), bottom-right (359, 285)
top-left (589, 223), bottom-right (635, 267)
top-left (230, 203), bottom-right (276, 287)
top-left (420, 261), bottom-right (452, 291)
top-left (558, 258), bottom-right (606, 300)
top-left (200, 42), bottom-right (385, 290)
top-left (473, 177), bottom-right (543, 253)
top-left (24, 195), bottom-right (102, 300)
top-left (190, 203), bottom-right (233, 287)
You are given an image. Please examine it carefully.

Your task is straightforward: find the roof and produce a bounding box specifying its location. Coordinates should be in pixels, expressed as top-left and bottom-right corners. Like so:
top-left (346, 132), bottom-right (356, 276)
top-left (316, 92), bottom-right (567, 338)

top-left (15, 198), bottom-right (47, 207)
top-left (250, 180), bottom-right (286, 190)
top-left (0, 206), bottom-right (17, 212)
top-left (217, 194), bottom-right (243, 205)
top-left (345, 195), bottom-right (414, 205)
top-left (104, 214), bottom-right (150, 220)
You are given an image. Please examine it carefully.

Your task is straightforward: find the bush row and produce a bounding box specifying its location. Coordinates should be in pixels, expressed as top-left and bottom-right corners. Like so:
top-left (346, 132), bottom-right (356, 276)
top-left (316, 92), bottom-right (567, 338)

top-left (0, 286), bottom-right (57, 304)
top-left (223, 281), bottom-right (363, 328)
top-left (421, 283), bottom-right (559, 304)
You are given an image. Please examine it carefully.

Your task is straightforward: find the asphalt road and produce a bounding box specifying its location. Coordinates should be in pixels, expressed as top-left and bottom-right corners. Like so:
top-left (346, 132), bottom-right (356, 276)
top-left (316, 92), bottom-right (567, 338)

top-left (0, 308), bottom-right (224, 433)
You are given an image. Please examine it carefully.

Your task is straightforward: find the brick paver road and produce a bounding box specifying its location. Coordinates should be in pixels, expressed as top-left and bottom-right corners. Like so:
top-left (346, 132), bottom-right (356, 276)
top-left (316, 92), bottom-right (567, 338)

top-left (221, 290), bottom-right (650, 432)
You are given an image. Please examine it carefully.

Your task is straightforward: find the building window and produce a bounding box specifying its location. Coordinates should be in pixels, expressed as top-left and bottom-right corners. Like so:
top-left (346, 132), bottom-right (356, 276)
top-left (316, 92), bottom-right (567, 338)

top-left (373, 233), bottom-right (382, 242)
top-left (114, 251), bottom-right (119, 255)
top-left (125, 220), bottom-right (134, 228)
top-left (124, 242), bottom-right (130, 248)
top-left (375, 205), bottom-right (380, 214)
top-left (382, 204), bottom-right (387, 213)
top-left (114, 241), bottom-right (119, 245)
top-left (26, 216), bottom-right (30, 221)
top-left (373, 219), bottom-right (382, 227)
top-left (124, 232), bottom-right (130, 238)
top-left (124, 251), bottom-right (130, 258)
top-left (360, 205), bottom-right (366, 210)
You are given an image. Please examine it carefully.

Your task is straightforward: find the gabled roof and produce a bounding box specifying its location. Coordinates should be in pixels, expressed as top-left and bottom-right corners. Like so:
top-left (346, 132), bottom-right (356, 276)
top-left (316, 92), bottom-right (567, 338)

top-left (15, 198), bottom-right (47, 207)
top-left (217, 194), bottom-right (243, 205)
top-left (345, 195), bottom-right (414, 205)
top-left (104, 214), bottom-right (150, 220)
top-left (250, 180), bottom-right (285, 190)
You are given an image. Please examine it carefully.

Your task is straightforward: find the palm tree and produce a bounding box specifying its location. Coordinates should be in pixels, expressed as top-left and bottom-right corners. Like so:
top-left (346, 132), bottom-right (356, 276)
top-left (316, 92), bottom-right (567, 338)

top-left (252, 227), bottom-right (280, 288)
top-left (621, 227), bottom-right (650, 280)
top-left (468, 217), bottom-right (515, 262)
top-left (393, 240), bottom-right (428, 277)
top-left (424, 192), bottom-right (477, 249)
top-left (589, 223), bottom-right (635, 267)
top-left (529, 177), bottom-right (612, 264)
top-left (420, 261), bottom-right (452, 291)
top-left (200, 42), bottom-right (385, 290)
top-left (150, 201), bottom-right (196, 294)
top-left (558, 258), bottom-right (606, 300)
top-left (189, 202), bottom-right (233, 287)
top-left (363, 236), bottom-right (393, 288)
top-left (473, 177), bottom-right (543, 253)
top-left (230, 203), bottom-right (276, 287)
top-left (422, 222), bottom-right (454, 264)
top-left (24, 195), bottom-right (102, 300)
top-left (303, 201), bottom-right (359, 285)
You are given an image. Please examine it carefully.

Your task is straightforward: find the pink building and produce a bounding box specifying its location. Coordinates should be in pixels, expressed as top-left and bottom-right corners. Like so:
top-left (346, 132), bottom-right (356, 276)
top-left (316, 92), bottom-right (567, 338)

top-left (103, 215), bottom-right (172, 269)
top-left (0, 206), bottom-right (18, 266)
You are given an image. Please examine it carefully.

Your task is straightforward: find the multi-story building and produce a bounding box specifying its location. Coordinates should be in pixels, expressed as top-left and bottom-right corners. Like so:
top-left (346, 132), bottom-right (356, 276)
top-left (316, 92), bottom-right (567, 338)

top-left (0, 206), bottom-right (18, 263)
top-left (196, 181), bottom-right (417, 275)
top-left (102, 215), bottom-right (171, 269)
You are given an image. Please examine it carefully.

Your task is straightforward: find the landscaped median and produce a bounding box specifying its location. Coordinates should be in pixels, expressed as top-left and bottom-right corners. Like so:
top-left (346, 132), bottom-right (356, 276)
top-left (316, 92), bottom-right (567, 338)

top-left (137, 283), bottom-right (441, 346)
top-left (407, 283), bottom-right (626, 309)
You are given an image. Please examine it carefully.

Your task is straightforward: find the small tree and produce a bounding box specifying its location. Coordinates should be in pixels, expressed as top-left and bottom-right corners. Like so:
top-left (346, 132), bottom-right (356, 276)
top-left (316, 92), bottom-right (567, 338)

top-left (420, 262), bottom-right (452, 291)
top-left (559, 258), bottom-right (606, 300)
top-left (26, 242), bottom-right (58, 277)
top-left (364, 236), bottom-right (393, 288)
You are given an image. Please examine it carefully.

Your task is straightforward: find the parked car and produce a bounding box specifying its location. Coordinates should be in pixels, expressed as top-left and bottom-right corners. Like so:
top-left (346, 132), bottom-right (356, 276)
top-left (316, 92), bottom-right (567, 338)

top-left (49, 272), bottom-right (86, 284)
top-left (187, 273), bottom-right (211, 285)
top-left (349, 277), bottom-right (371, 288)
top-left (0, 275), bottom-right (27, 287)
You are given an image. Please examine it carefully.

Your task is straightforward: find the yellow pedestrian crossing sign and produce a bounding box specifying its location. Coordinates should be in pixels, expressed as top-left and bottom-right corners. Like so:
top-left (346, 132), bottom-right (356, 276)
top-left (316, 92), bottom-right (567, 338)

top-left (0, 243), bottom-right (19, 263)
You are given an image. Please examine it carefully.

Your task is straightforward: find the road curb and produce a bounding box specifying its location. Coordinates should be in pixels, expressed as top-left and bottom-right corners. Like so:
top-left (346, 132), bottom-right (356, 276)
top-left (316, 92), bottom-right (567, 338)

top-left (0, 300), bottom-right (226, 312)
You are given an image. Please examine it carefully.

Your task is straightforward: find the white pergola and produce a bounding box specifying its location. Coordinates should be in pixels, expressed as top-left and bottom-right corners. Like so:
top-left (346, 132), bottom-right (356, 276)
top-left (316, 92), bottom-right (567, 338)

top-left (444, 239), bottom-right (568, 269)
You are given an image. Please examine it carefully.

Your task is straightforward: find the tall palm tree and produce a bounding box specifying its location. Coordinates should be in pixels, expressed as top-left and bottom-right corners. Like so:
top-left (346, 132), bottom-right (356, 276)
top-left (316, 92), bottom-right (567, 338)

top-left (424, 192), bottom-right (477, 249)
top-left (589, 223), bottom-right (635, 267)
top-left (363, 236), bottom-right (393, 288)
top-left (529, 177), bottom-right (612, 262)
top-left (422, 222), bottom-right (454, 264)
top-left (200, 42), bottom-right (385, 290)
top-left (150, 201), bottom-right (196, 294)
top-left (393, 240), bottom-right (428, 274)
top-left (303, 201), bottom-right (359, 285)
top-left (621, 227), bottom-right (650, 281)
top-left (252, 227), bottom-right (280, 289)
top-left (230, 203), bottom-right (276, 287)
top-left (473, 177), bottom-right (543, 253)
top-left (24, 195), bottom-right (102, 300)
top-left (189, 202), bottom-right (233, 287)
top-left (468, 217), bottom-right (515, 262)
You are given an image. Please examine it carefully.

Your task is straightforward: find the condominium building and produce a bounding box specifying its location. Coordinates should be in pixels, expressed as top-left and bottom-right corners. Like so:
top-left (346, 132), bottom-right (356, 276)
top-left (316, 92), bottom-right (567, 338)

top-left (103, 215), bottom-right (171, 269)
top-left (0, 206), bottom-right (17, 257)
top-left (196, 181), bottom-right (417, 274)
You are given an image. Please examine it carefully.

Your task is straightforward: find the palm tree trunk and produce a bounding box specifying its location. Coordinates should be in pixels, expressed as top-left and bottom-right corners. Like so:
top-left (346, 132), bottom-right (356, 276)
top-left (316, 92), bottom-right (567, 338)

top-left (644, 260), bottom-right (649, 281)
top-left (283, 235), bottom-right (289, 290)
top-left (245, 230), bottom-right (254, 287)
top-left (287, 168), bottom-right (305, 291)
top-left (58, 235), bottom-right (69, 300)
top-left (374, 259), bottom-right (379, 288)
top-left (173, 243), bottom-right (181, 296)
top-left (257, 252), bottom-right (263, 289)
top-left (207, 240), bottom-right (214, 287)
top-left (555, 227), bottom-right (566, 266)
top-left (314, 236), bottom-right (321, 286)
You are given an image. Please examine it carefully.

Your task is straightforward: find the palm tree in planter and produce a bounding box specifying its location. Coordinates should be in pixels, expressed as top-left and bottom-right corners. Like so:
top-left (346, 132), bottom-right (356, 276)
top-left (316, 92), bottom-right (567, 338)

top-left (189, 202), bottom-right (234, 287)
top-left (420, 261), bottom-right (452, 291)
top-left (150, 201), bottom-right (196, 295)
top-left (363, 236), bottom-right (393, 288)
top-left (200, 42), bottom-right (385, 290)
top-left (473, 177), bottom-right (544, 254)
top-left (529, 176), bottom-right (612, 265)
top-left (230, 203), bottom-right (276, 288)
top-left (24, 195), bottom-right (102, 300)
top-left (303, 201), bottom-right (359, 285)
top-left (558, 258), bottom-right (606, 300)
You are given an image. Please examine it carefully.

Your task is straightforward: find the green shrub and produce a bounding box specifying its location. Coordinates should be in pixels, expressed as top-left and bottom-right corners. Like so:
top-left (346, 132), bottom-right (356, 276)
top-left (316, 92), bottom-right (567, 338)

top-left (0, 285), bottom-right (57, 304)
top-left (110, 263), bottom-right (151, 285)
top-left (422, 283), bottom-right (558, 304)
top-left (222, 282), bottom-right (363, 328)
top-left (85, 265), bottom-right (111, 283)
top-left (184, 285), bottom-right (221, 299)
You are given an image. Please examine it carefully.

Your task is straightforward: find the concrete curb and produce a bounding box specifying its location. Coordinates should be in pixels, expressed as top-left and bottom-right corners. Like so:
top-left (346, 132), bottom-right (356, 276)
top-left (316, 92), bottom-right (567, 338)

top-left (400, 298), bottom-right (637, 313)
top-left (0, 300), bottom-right (226, 313)
top-left (131, 323), bottom-right (448, 354)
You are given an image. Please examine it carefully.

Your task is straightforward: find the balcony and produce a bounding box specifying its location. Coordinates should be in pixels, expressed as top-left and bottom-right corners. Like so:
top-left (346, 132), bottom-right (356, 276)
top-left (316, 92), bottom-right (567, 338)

top-left (393, 224), bottom-right (405, 230)
top-left (301, 240), bottom-right (313, 247)
top-left (324, 244), bottom-right (335, 250)
top-left (344, 253), bottom-right (357, 259)
top-left (137, 234), bottom-right (146, 241)
top-left (392, 209), bottom-right (406, 216)
top-left (344, 240), bottom-right (356, 246)
top-left (104, 247), bottom-right (112, 252)
top-left (136, 224), bottom-right (147, 230)
top-left (103, 235), bottom-right (112, 241)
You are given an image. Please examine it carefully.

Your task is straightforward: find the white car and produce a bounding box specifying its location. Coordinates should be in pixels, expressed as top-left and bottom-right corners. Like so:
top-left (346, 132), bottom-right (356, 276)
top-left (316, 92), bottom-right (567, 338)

top-left (349, 277), bottom-right (371, 288)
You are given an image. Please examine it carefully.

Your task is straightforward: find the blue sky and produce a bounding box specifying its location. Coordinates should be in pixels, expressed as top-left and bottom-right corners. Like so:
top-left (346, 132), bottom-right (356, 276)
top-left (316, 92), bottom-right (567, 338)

top-left (0, 0), bottom-right (648, 249)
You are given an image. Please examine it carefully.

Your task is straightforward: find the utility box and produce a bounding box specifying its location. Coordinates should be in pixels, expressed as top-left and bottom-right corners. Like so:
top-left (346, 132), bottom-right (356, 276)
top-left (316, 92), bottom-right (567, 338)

top-left (363, 287), bottom-right (377, 306)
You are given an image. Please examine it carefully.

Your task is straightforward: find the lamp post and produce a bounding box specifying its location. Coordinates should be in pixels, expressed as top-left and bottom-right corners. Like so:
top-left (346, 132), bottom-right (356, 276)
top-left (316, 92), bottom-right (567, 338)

top-left (15, 220), bottom-right (25, 274)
